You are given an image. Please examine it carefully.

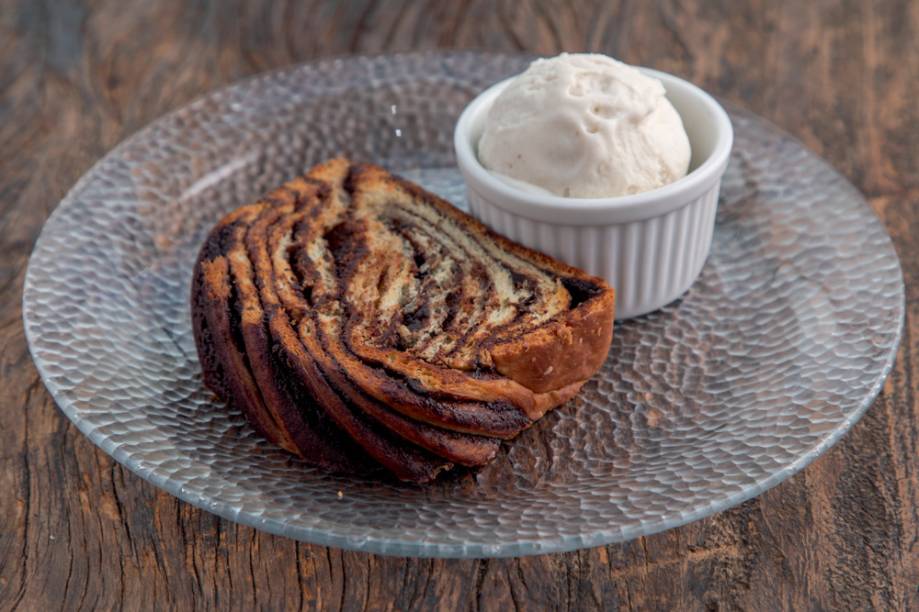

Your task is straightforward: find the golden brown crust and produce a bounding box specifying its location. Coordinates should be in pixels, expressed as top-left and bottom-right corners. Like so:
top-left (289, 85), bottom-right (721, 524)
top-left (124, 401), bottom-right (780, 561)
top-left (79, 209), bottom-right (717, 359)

top-left (486, 287), bottom-right (615, 394)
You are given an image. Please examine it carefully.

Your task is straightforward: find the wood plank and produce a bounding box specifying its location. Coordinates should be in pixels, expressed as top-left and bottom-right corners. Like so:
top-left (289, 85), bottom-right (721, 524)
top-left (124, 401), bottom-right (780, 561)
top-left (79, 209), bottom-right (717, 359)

top-left (0, 0), bottom-right (916, 609)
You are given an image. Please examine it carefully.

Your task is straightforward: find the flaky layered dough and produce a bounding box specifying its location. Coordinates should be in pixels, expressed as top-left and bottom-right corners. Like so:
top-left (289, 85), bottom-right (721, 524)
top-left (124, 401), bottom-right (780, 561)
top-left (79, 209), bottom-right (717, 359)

top-left (191, 158), bottom-right (615, 482)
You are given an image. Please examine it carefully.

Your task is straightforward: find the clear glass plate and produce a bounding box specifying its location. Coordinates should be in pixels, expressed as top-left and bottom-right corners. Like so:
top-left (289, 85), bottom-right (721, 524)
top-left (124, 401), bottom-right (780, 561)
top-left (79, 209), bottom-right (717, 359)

top-left (22, 52), bottom-right (903, 558)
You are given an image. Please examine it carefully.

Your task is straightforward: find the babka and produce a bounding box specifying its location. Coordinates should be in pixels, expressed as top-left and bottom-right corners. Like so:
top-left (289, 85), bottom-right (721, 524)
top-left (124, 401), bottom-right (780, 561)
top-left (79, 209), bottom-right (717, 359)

top-left (191, 158), bottom-right (615, 483)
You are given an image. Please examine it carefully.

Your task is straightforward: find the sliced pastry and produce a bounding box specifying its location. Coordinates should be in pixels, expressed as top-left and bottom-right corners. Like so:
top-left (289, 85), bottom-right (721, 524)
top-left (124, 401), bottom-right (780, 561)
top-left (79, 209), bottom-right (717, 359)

top-left (191, 158), bottom-right (615, 482)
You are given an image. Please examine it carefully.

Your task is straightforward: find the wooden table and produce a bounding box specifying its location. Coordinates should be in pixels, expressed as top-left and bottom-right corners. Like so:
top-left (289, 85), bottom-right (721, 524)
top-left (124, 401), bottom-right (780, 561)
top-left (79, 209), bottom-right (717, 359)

top-left (2, 1), bottom-right (916, 609)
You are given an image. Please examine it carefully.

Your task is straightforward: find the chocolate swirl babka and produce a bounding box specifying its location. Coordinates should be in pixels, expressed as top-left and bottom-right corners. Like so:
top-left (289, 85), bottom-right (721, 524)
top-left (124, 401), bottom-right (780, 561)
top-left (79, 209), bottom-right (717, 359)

top-left (191, 158), bottom-right (615, 482)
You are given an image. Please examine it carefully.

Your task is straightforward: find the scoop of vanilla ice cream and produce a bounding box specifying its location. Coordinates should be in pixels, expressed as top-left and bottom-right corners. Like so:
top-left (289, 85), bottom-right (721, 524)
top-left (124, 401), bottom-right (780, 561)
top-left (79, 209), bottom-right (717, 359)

top-left (478, 53), bottom-right (691, 198)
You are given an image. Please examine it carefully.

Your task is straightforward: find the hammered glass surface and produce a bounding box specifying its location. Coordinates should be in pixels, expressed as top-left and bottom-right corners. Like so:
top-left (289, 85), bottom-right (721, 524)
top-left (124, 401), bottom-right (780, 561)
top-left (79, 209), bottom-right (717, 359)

top-left (23, 52), bottom-right (903, 558)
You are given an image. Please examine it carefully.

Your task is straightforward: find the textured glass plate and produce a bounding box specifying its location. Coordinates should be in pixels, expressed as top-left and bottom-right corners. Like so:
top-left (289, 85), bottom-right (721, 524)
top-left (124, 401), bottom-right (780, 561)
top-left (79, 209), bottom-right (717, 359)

top-left (23, 52), bottom-right (903, 558)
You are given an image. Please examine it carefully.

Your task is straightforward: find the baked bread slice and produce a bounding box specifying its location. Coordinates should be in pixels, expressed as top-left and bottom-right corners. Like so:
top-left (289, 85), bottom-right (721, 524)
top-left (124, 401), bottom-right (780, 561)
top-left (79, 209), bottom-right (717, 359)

top-left (191, 158), bottom-right (615, 482)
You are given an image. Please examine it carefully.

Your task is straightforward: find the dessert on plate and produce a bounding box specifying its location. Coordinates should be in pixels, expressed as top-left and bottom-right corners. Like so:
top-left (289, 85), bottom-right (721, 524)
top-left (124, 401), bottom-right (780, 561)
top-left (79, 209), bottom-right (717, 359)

top-left (191, 158), bottom-right (615, 482)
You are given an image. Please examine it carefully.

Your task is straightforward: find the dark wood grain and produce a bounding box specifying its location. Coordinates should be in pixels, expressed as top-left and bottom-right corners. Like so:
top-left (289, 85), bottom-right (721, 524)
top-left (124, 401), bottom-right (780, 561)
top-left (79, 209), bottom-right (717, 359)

top-left (1, 1), bottom-right (917, 610)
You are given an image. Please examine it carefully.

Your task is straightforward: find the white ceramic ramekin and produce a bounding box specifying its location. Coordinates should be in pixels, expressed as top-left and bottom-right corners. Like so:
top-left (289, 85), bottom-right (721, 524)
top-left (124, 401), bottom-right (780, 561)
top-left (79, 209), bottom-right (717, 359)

top-left (454, 68), bottom-right (733, 319)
